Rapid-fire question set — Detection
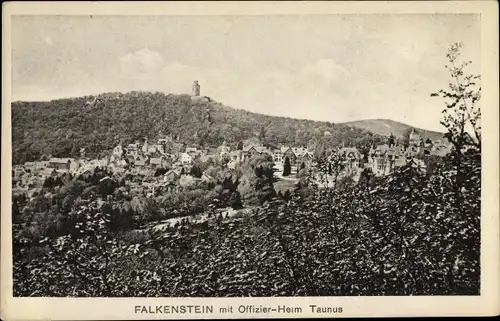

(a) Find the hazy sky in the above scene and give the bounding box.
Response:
[11,14,480,131]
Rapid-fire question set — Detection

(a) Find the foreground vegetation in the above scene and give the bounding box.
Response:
[12,150,480,296]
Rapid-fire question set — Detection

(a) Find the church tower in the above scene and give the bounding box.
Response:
[192,80,200,96]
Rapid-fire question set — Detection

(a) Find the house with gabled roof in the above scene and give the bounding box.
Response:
[134,157,149,168]
[243,145,271,155]
[40,167,59,178]
[293,147,313,166]
[338,147,362,170]
[149,157,167,169]
[126,142,141,157]
[366,143,409,176]
[48,158,77,171]
[164,169,181,182]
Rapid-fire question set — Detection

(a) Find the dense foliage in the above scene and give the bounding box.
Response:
[12,92,384,164]
[13,151,480,296]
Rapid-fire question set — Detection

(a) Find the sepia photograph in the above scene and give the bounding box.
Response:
[2,1,499,319]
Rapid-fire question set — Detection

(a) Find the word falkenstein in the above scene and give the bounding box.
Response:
[135,305,214,314]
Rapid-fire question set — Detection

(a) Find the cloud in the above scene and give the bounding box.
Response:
[120,48,165,77]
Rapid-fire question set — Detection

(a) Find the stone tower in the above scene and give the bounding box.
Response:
[192,80,200,96]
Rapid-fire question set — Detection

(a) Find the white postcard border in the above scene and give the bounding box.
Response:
[1,1,499,320]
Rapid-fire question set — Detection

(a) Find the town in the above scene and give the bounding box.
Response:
[13,127,451,205]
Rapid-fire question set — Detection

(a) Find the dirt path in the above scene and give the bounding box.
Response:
[148,207,252,232]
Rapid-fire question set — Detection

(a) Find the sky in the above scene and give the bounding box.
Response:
[11,14,481,131]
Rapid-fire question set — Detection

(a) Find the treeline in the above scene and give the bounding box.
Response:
[12,91,384,164]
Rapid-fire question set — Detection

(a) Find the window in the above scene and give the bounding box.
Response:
[377,159,386,171]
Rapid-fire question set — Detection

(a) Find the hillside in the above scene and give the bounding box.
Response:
[12,91,388,164]
[343,119,444,141]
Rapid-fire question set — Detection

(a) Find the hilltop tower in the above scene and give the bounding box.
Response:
[192,80,201,96]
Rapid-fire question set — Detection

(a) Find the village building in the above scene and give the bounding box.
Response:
[149,157,168,169]
[13,166,26,179]
[76,168,93,179]
[243,145,272,159]
[162,181,179,193]
[180,152,193,165]
[272,148,283,163]
[126,142,141,157]
[112,145,124,158]
[194,154,218,166]
[185,147,204,156]
[134,157,149,168]
[40,167,59,178]
[110,157,128,168]
[338,147,362,170]
[365,139,427,176]
[164,169,181,182]
[157,136,173,154]
[48,158,77,172]
[409,128,422,146]
[147,144,159,155]
[219,140,231,160]
[24,161,48,170]
[293,147,313,167]
[228,150,244,163]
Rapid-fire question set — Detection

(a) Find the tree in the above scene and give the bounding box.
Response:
[154,168,168,177]
[315,148,346,189]
[190,165,202,178]
[283,190,291,201]
[237,141,244,150]
[431,42,481,151]
[401,128,413,148]
[283,157,291,177]
[230,191,243,209]
[258,126,266,143]
[388,133,396,147]
[430,42,481,207]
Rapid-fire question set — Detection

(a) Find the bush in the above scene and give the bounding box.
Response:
[283,157,291,176]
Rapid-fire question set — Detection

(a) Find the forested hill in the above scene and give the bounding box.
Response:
[12,91,385,164]
[343,119,444,141]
